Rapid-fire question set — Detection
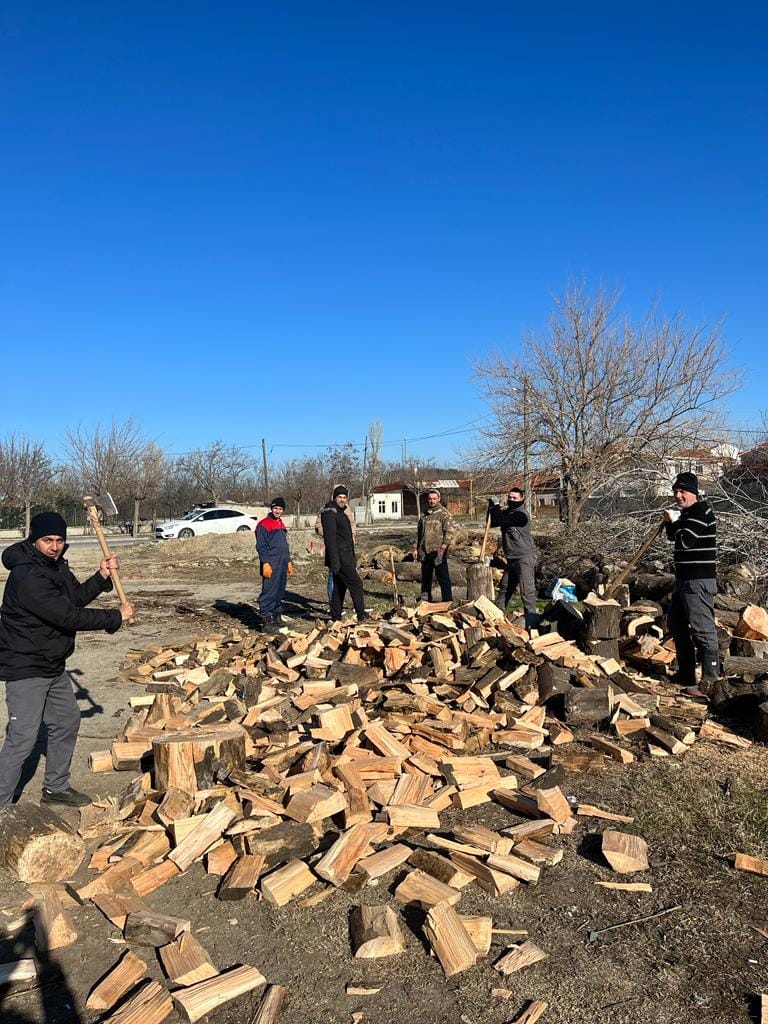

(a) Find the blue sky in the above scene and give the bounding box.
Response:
[2,3,766,466]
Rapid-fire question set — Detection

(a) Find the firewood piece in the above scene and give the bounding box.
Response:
[33,888,77,951]
[601,830,649,873]
[643,725,686,755]
[595,881,652,892]
[502,819,556,841]
[218,853,265,900]
[156,787,195,827]
[76,856,143,901]
[590,735,635,765]
[350,905,406,958]
[173,964,266,1023]
[423,901,479,977]
[698,721,752,749]
[453,824,512,855]
[111,741,151,771]
[722,655,768,682]
[407,848,474,888]
[564,687,614,725]
[124,910,191,947]
[89,750,114,773]
[510,1000,548,1024]
[260,859,317,906]
[735,605,768,641]
[486,852,541,884]
[0,960,37,985]
[534,786,572,823]
[648,713,696,745]
[576,804,634,823]
[394,869,462,908]
[494,940,548,975]
[285,783,347,823]
[583,600,622,640]
[440,755,501,790]
[364,723,411,759]
[86,951,148,1011]
[734,853,768,877]
[90,890,149,930]
[315,823,378,886]
[447,851,519,895]
[103,979,173,1024]
[206,841,238,876]
[152,724,247,795]
[458,914,493,955]
[385,804,441,830]
[158,932,218,985]
[504,754,546,782]
[130,860,181,898]
[0,804,84,883]
[253,984,288,1024]
[168,801,238,871]
[357,844,411,880]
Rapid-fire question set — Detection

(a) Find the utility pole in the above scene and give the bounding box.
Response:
[362,436,369,525]
[402,437,407,471]
[261,438,269,504]
[523,378,532,518]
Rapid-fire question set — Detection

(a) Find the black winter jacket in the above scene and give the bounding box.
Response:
[321,502,356,572]
[0,541,121,681]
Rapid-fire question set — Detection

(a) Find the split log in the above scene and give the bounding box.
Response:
[735,605,768,641]
[486,852,541,884]
[86,951,148,1011]
[124,910,191,947]
[218,854,265,900]
[0,960,36,985]
[158,932,218,985]
[103,979,173,1024]
[173,964,266,1023]
[33,888,77,951]
[314,823,377,886]
[494,940,547,975]
[153,724,247,795]
[0,804,84,883]
[564,687,614,726]
[466,564,495,602]
[423,901,478,976]
[734,853,768,877]
[168,801,238,871]
[394,869,462,909]
[260,859,316,906]
[601,830,649,873]
[509,1000,548,1024]
[253,985,288,1024]
[350,905,406,958]
[722,655,768,682]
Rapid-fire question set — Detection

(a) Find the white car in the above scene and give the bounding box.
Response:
[155,507,257,540]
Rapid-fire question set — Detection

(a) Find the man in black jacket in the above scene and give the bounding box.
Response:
[321,486,367,623]
[489,487,539,630]
[0,512,134,807]
[664,472,719,696]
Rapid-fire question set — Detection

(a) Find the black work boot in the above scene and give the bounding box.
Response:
[41,787,92,807]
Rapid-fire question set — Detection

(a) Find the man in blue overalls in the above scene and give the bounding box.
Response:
[256,498,293,633]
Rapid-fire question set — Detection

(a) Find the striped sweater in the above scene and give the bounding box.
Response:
[666,499,717,579]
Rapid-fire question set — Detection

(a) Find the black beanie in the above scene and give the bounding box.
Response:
[332,485,349,498]
[672,472,699,495]
[29,512,67,543]
[270,497,287,509]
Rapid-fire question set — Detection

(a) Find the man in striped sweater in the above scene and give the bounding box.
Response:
[664,472,719,696]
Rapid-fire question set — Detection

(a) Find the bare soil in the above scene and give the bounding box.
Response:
[2,530,768,1024]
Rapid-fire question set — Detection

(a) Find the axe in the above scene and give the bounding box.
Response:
[83,493,132,618]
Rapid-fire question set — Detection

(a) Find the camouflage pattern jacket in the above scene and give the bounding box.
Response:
[416,503,456,558]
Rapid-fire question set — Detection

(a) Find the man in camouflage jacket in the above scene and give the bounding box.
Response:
[413,488,456,602]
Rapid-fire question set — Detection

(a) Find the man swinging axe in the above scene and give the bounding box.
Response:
[488,486,539,630]
[0,512,134,807]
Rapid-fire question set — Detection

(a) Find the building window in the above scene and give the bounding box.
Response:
[391,501,399,514]
[378,501,386,514]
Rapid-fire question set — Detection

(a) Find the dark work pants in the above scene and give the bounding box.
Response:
[0,671,80,806]
[259,562,288,619]
[496,556,538,619]
[667,578,720,685]
[420,554,452,601]
[330,557,366,620]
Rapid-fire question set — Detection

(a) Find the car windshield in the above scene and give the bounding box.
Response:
[180,509,204,520]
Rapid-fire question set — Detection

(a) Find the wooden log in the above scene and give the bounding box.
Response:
[124,910,191,947]
[314,823,378,886]
[735,605,768,641]
[103,979,173,1024]
[458,914,493,955]
[394,869,462,909]
[350,905,406,958]
[590,735,635,765]
[218,853,265,900]
[564,686,614,725]
[158,932,218,986]
[583,600,622,640]
[168,801,238,871]
[285,783,347,823]
[423,901,479,977]
[0,804,84,883]
[513,838,563,867]
[385,804,441,830]
[357,844,412,880]
[643,725,686,755]
[253,984,288,1024]
[89,749,114,773]
[467,563,495,601]
[152,723,247,795]
[494,940,547,975]
[173,964,266,1023]
[130,860,182,898]
[509,1000,548,1024]
[86,951,148,1011]
[33,888,77,951]
[407,848,474,889]
[722,655,768,682]
[260,859,316,906]
[602,830,649,873]
[734,853,768,877]
[534,786,572,824]
[486,852,541,884]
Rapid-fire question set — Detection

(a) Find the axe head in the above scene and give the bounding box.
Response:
[83,492,119,517]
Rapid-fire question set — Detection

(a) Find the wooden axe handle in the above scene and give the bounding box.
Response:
[479,512,492,563]
[85,504,130,607]
[604,520,666,599]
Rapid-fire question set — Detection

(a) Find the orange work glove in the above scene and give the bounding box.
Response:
[262,563,272,578]
[288,562,294,576]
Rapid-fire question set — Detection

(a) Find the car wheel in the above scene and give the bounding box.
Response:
[236,525,251,532]
[178,528,194,539]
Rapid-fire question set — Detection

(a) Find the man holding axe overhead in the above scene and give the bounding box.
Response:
[413,488,456,603]
[664,472,719,697]
[0,512,134,808]
[489,487,539,630]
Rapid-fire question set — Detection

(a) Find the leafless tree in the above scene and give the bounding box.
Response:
[473,282,741,526]
[176,441,255,506]
[121,443,168,536]
[0,434,56,534]
[64,419,154,522]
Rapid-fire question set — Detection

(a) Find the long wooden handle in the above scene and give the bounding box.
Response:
[479,512,492,563]
[86,505,129,606]
[389,550,399,603]
[604,520,665,599]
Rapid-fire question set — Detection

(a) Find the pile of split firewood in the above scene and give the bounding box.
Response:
[2,590,767,1024]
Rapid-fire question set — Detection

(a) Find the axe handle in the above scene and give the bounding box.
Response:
[604,520,666,599]
[479,512,492,563]
[390,549,399,603]
[86,505,130,607]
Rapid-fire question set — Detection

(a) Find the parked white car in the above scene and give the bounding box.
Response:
[155,507,257,540]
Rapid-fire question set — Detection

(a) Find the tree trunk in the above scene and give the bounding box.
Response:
[133,497,141,538]
[466,563,495,601]
[24,500,32,537]
[152,724,247,795]
[0,804,85,882]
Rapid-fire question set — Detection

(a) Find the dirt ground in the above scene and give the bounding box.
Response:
[2,529,768,1024]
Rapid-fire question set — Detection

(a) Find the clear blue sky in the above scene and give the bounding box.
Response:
[2,2,766,466]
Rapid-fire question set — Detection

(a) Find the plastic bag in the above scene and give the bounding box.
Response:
[547,577,578,603]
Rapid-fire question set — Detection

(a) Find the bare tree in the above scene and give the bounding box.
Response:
[0,434,55,534]
[176,441,255,506]
[64,419,153,522]
[121,443,168,536]
[474,282,742,526]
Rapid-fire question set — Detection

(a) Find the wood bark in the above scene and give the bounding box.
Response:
[0,804,84,883]
[466,563,495,601]
[152,723,246,795]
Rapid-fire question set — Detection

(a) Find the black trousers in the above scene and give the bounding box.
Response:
[330,557,366,620]
[420,554,452,601]
[667,578,720,684]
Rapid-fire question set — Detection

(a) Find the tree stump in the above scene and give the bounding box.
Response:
[466,563,495,602]
[0,805,85,883]
[152,724,246,795]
